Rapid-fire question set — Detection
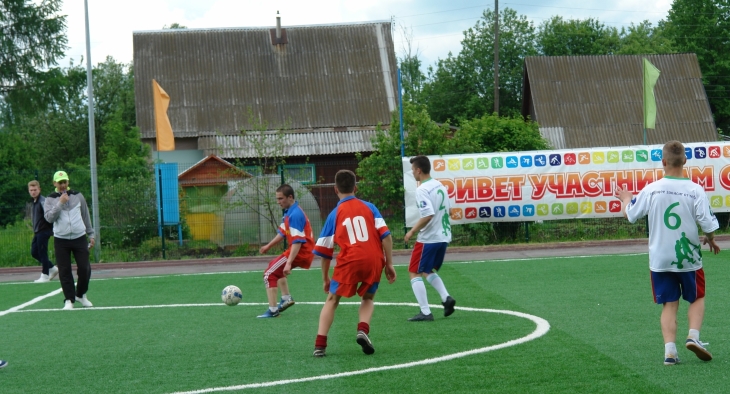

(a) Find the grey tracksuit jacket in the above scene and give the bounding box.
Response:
[43,190,94,240]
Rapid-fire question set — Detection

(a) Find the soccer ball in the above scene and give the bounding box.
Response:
[221,285,242,306]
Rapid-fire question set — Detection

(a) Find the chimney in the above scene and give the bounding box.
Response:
[270,10,288,45]
[276,11,281,39]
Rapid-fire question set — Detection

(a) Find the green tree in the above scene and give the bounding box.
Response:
[0,131,35,226]
[356,102,452,219]
[397,25,426,103]
[421,8,537,123]
[447,113,550,154]
[0,0,67,119]
[617,21,675,55]
[664,0,730,133]
[537,16,620,56]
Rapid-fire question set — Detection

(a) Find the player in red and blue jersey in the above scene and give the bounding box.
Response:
[312,170,396,357]
[257,184,314,318]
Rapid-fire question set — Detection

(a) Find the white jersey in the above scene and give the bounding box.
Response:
[415,178,452,244]
[626,176,719,272]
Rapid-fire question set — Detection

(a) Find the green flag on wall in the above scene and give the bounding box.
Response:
[643,58,661,129]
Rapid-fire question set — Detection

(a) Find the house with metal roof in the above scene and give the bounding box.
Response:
[521,54,718,149]
[132,18,398,181]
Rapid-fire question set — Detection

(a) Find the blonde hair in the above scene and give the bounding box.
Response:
[28,180,40,188]
[663,140,686,168]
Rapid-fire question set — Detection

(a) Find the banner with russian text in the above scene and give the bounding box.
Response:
[403,143,730,226]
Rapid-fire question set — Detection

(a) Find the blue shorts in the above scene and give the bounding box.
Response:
[650,269,705,304]
[329,279,379,298]
[409,242,448,274]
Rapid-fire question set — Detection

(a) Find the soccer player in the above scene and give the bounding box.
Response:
[615,140,720,365]
[312,170,396,357]
[404,155,456,321]
[257,184,315,318]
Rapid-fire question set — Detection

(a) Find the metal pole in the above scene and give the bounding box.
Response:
[398,68,405,157]
[84,0,101,262]
[158,167,166,259]
[493,0,499,115]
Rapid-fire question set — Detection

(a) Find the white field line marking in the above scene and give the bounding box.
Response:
[166,303,550,394]
[0,252,648,286]
[12,302,428,313]
[0,288,63,317]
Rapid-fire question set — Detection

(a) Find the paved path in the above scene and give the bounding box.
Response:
[2,237,728,283]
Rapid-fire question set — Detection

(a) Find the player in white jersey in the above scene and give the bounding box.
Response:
[615,140,720,366]
[404,155,456,321]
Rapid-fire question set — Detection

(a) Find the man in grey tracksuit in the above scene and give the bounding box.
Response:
[44,170,96,310]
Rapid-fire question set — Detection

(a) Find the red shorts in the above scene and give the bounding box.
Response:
[329,278,379,298]
[261,253,309,288]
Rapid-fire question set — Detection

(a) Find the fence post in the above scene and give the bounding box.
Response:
[158,166,166,259]
[525,221,530,243]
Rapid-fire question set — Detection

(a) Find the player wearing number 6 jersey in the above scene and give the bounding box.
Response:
[615,140,720,366]
[312,170,396,357]
[404,155,456,322]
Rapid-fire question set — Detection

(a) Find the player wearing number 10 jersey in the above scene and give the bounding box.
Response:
[616,140,720,366]
[311,170,396,357]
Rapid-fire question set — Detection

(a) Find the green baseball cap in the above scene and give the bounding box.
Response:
[53,171,69,183]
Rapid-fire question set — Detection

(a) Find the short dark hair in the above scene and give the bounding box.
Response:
[335,170,356,194]
[276,184,295,198]
[663,140,686,168]
[409,155,431,174]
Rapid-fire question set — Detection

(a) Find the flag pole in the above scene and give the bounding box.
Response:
[84,0,101,262]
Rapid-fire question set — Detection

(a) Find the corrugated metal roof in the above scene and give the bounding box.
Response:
[198,129,378,158]
[523,54,718,149]
[133,21,398,140]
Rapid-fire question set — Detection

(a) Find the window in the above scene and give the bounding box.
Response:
[281,164,315,184]
[240,166,263,177]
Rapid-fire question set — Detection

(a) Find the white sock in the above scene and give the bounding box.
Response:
[426,273,450,303]
[688,329,700,341]
[665,342,677,356]
[281,294,292,301]
[410,277,431,315]
[269,306,278,313]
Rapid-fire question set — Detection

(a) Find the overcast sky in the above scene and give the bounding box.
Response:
[60,0,673,70]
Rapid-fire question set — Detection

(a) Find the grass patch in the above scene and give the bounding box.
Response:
[1,252,729,393]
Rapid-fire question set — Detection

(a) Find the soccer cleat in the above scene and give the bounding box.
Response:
[33,274,50,283]
[257,309,280,318]
[664,354,680,365]
[48,266,59,281]
[76,295,93,307]
[313,347,326,357]
[408,312,434,322]
[277,297,295,312]
[442,296,456,317]
[0,360,7,369]
[62,300,74,310]
[685,337,712,361]
[356,330,375,355]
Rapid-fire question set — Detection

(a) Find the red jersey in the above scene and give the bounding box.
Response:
[313,196,390,284]
[277,201,314,269]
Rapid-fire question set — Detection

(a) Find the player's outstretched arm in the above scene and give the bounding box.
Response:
[259,233,284,254]
[613,186,633,219]
[381,235,396,284]
[320,258,332,293]
[703,232,721,254]
[404,215,433,243]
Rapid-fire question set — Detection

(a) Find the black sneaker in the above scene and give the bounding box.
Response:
[442,296,456,317]
[408,312,434,321]
[356,330,375,355]
[313,347,326,357]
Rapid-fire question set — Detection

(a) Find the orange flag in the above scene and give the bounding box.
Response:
[152,79,175,151]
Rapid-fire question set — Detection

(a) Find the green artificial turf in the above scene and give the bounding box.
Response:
[1,252,729,393]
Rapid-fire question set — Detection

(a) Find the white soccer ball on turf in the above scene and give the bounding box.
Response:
[221,285,242,306]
